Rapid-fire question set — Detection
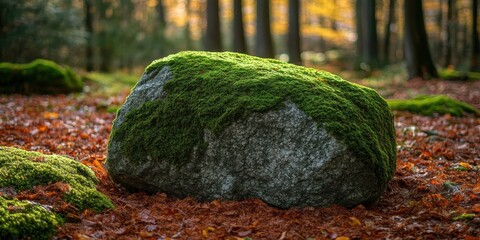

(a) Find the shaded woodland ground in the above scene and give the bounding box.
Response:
[0,72,479,239]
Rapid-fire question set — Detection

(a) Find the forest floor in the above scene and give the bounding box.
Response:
[0,74,479,239]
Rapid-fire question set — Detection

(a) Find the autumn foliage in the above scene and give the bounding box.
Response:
[0,78,479,239]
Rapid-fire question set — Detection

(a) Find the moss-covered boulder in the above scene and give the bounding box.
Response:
[107,51,396,208]
[0,59,83,94]
[0,146,114,239]
[387,95,479,116]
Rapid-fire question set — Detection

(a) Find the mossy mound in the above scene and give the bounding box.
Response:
[439,68,480,80]
[0,147,114,212]
[0,196,62,240]
[0,147,114,239]
[387,95,479,116]
[0,59,83,94]
[109,51,396,187]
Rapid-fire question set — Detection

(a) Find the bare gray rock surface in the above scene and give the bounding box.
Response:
[108,102,380,208]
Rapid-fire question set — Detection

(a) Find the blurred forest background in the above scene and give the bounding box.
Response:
[1,0,479,79]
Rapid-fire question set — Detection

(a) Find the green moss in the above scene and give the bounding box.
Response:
[0,147,114,212]
[452,213,476,221]
[0,59,83,94]
[387,95,479,116]
[0,196,62,240]
[439,68,480,80]
[110,51,396,185]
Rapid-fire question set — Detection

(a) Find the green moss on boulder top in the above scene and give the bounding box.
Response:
[0,196,62,240]
[0,147,114,212]
[109,51,396,188]
[387,95,479,116]
[0,59,83,94]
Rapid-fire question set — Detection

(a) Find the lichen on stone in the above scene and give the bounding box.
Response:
[387,95,479,116]
[0,59,83,94]
[0,196,62,240]
[109,51,396,186]
[0,147,114,212]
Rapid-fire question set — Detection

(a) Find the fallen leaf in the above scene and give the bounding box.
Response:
[348,216,361,226]
[237,229,252,237]
[43,112,59,119]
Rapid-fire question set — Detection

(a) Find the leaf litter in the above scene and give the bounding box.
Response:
[0,79,479,239]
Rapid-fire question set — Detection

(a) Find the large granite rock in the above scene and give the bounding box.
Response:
[106,51,396,208]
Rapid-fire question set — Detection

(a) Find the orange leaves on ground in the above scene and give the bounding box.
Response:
[422,194,449,208]
[1,80,480,240]
[348,216,361,227]
[43,111,59,119]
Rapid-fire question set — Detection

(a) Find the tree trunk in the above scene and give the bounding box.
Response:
[471,0,479,71]
[404,0,439,79]
[185,0,193,50]
[383,0,395,63]
[232,0,247,53]
[444,0,455,67]
[84,0,94,72]
[255,0,274,58]
[98,0,112,72]
[435,0,444,62]
[355,0,363,63]
[287,0,301,65]
[156,0,166,29]
[204,0,222,51]
[358,0,379,68]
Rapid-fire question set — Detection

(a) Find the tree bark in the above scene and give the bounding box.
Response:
[232,0,247,53]
[470,0,479,71]
[287,0,301,65]
[156,0,166,29]
[84,0,94,71]
[185,0,193,50]
[98,0,112,72]
[404,0,439,79]
[358,0,379,68]
[255,0,274,58]
[355,0,362,60]
[204,0,222,51]
[444,0,455,67]
[383,0,395,63]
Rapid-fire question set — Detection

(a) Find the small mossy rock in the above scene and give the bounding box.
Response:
[387,95,480,117]
[0,59,83,94]
[0,147,114,212]
[0,196,62,240]
[107,51,396,208]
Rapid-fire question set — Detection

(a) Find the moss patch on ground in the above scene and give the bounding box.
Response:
[439,68,480,80]
[0,146,114,239]
[387,95,479,116]
[0,59,83,94]
[110,51,396,185]
[0,196,62,240]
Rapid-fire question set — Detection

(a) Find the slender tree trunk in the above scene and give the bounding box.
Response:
[156,0,166,29]
[383,0,395,63]
[255,0,274,58]
[287,0,301,65]
[471,0,479,71]
[99,0,112,72]
[444,0,455,67]
[358,0,379,68]
[435,0,444,61]
[355,0,363,63]
[205,0,222,51]
[84,0,94,71]
[185,0,193,50]
[232,0,247,53]
[404,0,439,79]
